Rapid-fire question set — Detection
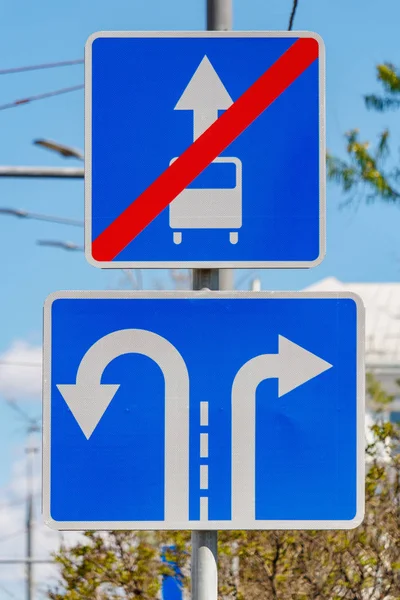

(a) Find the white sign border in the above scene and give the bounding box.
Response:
[43,290,364,531]
[84,30,326,269]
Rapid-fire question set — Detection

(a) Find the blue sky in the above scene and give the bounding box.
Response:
[0,0,399,352]
[0,0,400,594]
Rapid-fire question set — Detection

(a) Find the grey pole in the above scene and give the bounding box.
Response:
[205,0,234,295]
[192,264,219,600]
[0,166,84,178]
[0,559,53,564]
[191,3,233,599]
[26,493,33,600]
[207,0,232,30]
[26,446,38,600]
[191,531,218,600]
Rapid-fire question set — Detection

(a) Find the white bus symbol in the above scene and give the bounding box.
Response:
[169,156,242,245]
[171,56,242,246]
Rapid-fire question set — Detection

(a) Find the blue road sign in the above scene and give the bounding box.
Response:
[85,32,325,269]
[43,291,364,530]
[162,547,183,600]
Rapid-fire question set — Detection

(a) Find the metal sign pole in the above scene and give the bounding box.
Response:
[191,270,219,600]
[207,0,232,31]
[191,5,233,599]
[191,530,218,600]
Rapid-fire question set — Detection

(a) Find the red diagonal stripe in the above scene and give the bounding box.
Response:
[92,37,319,261]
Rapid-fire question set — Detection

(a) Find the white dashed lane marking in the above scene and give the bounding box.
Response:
[200,432,208,458]
[200,464,208,489]
[200,401,209,520]
[200,401,208,426]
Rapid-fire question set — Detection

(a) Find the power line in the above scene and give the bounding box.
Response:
[0,166,84,178]
[0,360,41,368]
[0,498,27,509]
[6,400,41,432]
[288,0,299,30]
[37,239,83,251]
[0,208,83,227]
[0,84,84,112]
[0,494,41,510]
[0,530,25,543]
[0,559,53,565]
[0,58,83,76]
[0,582,19,600]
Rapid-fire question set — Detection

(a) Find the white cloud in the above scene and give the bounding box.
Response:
[0,341,42,400]
[0,440,83,599]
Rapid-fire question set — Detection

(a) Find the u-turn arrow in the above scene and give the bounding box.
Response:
[56,328,190,523]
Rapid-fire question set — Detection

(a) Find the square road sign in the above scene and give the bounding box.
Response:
[43,291,364,530]
[85,31,325,269]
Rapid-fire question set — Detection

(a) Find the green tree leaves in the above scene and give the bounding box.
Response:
[327,129,400,203]
[328,62,400,203]
[47,410,400,600]
[365,63,400,112]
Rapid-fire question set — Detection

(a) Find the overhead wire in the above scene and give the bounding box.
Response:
[0,57,84,112]
[0,530,25,543]
[0,494,41,510]
[0,58,83,76]
[0,56,84,115]
[0,84,84,112]
[0,360,41,368]
[6,399,41,430]
[0,208,83,227]
[288,0,299,30]
[37,239,83,251]
[0,582,19,600]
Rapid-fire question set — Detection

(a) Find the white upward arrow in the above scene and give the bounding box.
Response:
[231,335,333,523]
[56,328,190,522]
[175,55,233,140]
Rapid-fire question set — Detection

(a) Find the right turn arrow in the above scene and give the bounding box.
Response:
[231,335,333,522]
